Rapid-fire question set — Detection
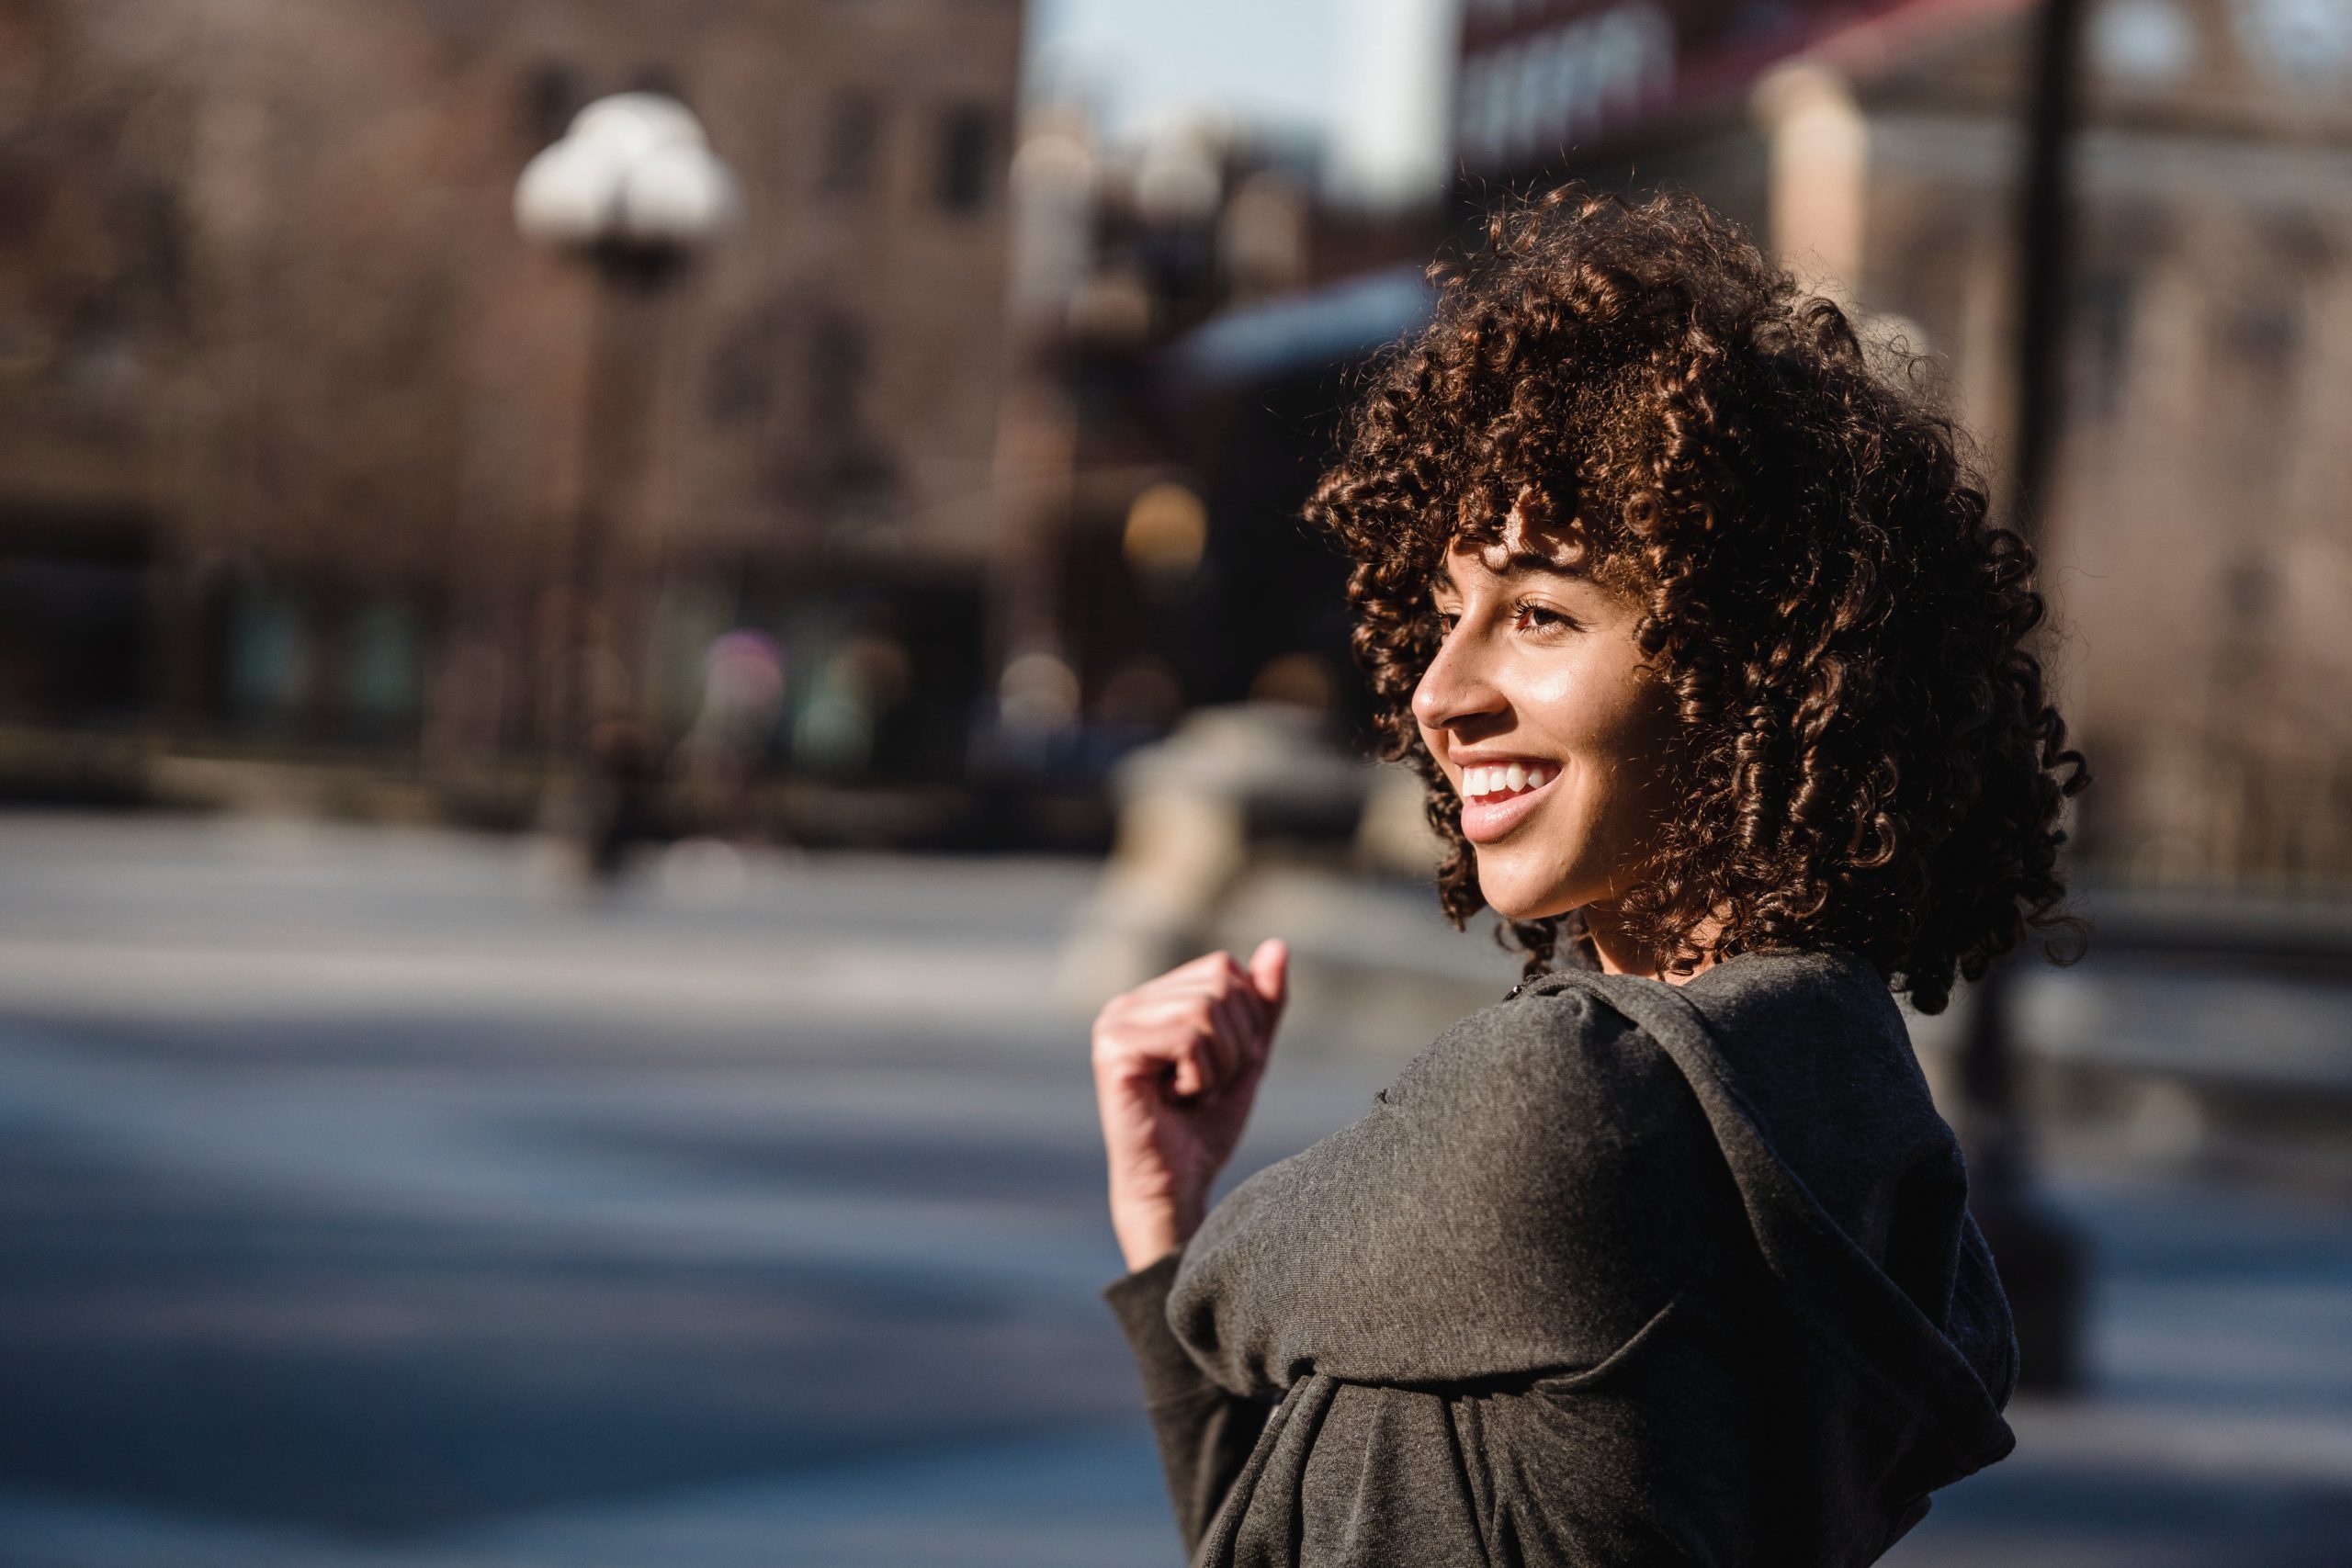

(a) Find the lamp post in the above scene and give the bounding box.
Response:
[1963,0,2090,1394]
[514,93,737,867]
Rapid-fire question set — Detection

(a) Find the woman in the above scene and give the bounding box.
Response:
[1090,184,2086,1567]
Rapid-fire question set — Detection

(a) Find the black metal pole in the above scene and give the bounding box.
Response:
[567,276,622,767]
[2010,0,2086,530]
[1962,0,2091,1397]
[544,243,677,871]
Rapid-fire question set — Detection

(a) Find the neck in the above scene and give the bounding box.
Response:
[1580,903,1718,984]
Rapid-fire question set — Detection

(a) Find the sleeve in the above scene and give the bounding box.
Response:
[1165,991,1741,1395]
[1102,1250,1276,1558]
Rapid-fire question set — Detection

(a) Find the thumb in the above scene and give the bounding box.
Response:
[1248,937,1289,1022]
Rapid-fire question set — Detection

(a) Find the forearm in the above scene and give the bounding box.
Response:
[1102,1250,1273,1557]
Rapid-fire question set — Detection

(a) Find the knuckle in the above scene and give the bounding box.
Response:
[1091,1018,1150,1061]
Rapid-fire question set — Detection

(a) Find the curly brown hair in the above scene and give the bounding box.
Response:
[1305,183,2087,1013]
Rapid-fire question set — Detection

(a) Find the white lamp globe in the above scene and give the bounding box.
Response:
[515,139,620,244]
[620,141,740,243]
[515,92,736,250]
[569,93,708,161]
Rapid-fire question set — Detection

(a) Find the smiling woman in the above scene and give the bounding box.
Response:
[1091,183,2085,1567]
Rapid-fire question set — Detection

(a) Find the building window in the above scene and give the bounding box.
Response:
[2075,268,2136,421]
[341,598,425,740]
[524,62,581,143]
[807,310,866,435]
[2212,276,2303,410]
[820,92,880,199]
[222,581,310,729]
[935,105,994,213]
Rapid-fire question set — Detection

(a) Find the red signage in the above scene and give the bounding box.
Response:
[1453,0,2022,173]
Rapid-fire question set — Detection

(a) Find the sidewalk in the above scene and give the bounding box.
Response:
[3,1150,2338,1568]
[0,814,2345,1565]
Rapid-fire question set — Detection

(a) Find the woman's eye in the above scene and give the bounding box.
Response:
[1511,601,1572,633]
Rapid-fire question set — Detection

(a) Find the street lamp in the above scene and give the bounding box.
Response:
[514,92,737,873]
[516,92,739,265]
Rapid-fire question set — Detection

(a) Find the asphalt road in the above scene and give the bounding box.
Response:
[0,810,2346,1566]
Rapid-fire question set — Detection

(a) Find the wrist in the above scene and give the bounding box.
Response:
[1110,1189,1204,1273]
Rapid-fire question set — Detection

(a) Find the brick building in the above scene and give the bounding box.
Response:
[0,0,1022,789]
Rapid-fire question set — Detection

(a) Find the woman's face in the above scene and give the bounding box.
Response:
[1411,509,1681,922]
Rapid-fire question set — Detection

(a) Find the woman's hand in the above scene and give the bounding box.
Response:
[1092,938,1289,1273]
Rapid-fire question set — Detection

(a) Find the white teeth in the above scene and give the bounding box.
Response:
[1463,763,1549,799]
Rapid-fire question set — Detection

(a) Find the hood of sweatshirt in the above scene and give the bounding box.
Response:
[1528,949,2021,1537]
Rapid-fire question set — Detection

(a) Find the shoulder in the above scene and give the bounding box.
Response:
[1371,985,1725,1188]
[1505,947,1913,1085]
[1383,985,1678,1104]
[1677,946,1907,1035]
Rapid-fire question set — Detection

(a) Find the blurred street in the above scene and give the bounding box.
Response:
[0,811,2347,1567]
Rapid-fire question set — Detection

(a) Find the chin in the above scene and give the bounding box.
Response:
[1487,899,1579,926]
[1474,863,1585,925]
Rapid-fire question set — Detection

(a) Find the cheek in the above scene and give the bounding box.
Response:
[1517,660,1661,762]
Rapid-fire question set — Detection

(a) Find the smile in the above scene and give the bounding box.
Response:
[1457,760,1558,844]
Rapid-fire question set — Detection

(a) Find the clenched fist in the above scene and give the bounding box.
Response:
[1092,939,1289,1272]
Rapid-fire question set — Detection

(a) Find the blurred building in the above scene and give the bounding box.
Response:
[992,0,2352,883]
[1448,0,2352,896]
[0,0,1021,799]
[987,104,1451,781]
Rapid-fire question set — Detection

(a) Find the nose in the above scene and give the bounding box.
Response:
[1411,619,1506,736]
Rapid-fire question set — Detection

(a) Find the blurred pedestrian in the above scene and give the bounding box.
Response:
[677,628,786,840]
[1091,183,2087,1566]
[583,716,658,882]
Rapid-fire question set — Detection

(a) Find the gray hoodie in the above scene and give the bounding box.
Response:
[1102,947,2018,1566]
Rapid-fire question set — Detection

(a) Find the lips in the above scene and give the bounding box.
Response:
[1455,759,1559,844]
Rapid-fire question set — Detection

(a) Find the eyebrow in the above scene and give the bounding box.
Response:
[1497,549,1579,576]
